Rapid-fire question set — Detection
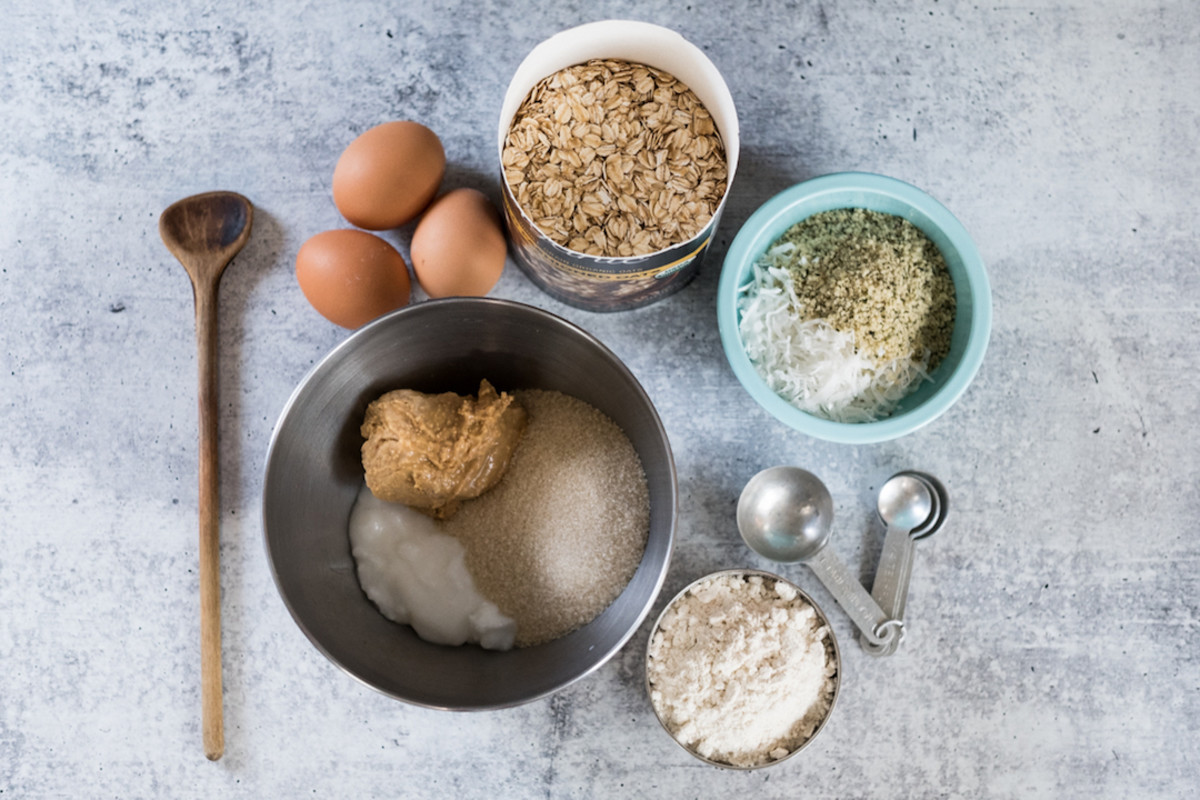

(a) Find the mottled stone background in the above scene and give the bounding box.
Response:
[1,1,1197,797]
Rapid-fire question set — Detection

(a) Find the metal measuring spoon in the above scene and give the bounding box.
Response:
[862,471,949,655]
[737,467,901,648]
[872,475,934,616]
[907,471,949,541]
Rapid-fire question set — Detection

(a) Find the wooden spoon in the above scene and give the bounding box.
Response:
[159,191,253,761]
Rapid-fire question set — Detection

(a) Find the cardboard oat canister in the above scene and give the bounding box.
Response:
[498,21,740,312]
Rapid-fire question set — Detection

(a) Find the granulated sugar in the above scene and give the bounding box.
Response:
[442,389,649,647]
[646,573,838,768]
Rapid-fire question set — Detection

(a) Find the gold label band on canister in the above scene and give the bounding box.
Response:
[500,186,716,310]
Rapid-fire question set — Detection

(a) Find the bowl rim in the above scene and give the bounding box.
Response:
[261,296,679,710]
[716,171,993,443]
[644,568,842,769]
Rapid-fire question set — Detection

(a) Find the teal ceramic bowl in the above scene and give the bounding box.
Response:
[717,172,992,444]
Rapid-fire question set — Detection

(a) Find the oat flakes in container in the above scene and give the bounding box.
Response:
[498,20,740,311]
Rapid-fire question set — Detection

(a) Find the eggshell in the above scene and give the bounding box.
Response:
[332,121,445,230]
[295,229,411,329]
[410,188,507,298]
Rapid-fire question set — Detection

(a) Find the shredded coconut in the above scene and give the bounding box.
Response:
[646,573,838,768]
[738,261,931,422]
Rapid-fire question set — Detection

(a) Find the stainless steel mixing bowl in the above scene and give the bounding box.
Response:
[262,298,676,710]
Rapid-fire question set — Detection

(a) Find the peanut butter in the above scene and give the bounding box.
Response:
[360,379,527,518]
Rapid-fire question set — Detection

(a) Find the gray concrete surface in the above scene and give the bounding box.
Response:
[2,1,1197,797]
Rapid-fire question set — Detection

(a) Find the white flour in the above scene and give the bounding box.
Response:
[646,573,837,767]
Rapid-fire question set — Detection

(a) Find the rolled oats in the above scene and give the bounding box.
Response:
[502,59,728,258]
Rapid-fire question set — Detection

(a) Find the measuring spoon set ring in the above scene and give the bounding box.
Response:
[736,466,948,657]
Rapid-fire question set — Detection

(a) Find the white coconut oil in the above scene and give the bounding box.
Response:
[348,484,516,650]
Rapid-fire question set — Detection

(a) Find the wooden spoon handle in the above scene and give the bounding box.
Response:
[194,282,224,761]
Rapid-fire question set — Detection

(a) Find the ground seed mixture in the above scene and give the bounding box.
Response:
[779,208,955,366]
[442,389,650,647]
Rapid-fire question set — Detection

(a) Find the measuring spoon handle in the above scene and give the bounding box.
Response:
[892,534,918,623]
[807,547,898,647]
[871,524,915,620]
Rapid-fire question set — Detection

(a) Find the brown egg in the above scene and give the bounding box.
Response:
[410,188,507,298]
[332,121,445,230]
[295,229,411,328]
